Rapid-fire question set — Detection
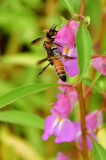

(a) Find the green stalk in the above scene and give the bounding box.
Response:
[76,81,89,160]
[76,1,89,159]
[80,0,85,20]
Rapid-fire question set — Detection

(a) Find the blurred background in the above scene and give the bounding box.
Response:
[0,0,106,160]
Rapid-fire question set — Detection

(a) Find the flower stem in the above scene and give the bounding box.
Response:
[76,81,89,160]
[80,0,85,20]
[77,1,89,159]
[101,92,106,111]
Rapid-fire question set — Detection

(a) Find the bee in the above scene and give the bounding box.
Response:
[31,25,76,82]
[37,44,67,82]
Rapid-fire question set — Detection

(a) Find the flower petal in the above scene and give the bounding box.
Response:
[55,25,75,45]
[42,115,59,140]
[62,48,79,77]
[92,57,106,76]
[78,132,97,150]
[86,110,103,130]
[56,152,70,160]
[63,59,79,77]
[68,89,78,110]
[54,119,76,143]
[73,121,81,133]
[69,21,79,35]
[51,94,71,118]
[58,80,71,92]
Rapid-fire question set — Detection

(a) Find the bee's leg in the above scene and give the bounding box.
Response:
[43,41,52,52]
[43,41,51,48]
[37,62,51,77]
[43,41,51,45]
[50,62,53,66]
[48,59,53,66]
[53,42,62,47]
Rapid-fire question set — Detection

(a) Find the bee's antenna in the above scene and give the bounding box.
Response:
[54,25,57,29]
[54,24,60,29]
[52,24,55,28]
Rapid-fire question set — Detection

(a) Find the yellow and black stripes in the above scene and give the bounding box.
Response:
[54,59,66,82]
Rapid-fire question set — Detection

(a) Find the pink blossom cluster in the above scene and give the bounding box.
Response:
[42,80,103,150]
[54,20,106,77]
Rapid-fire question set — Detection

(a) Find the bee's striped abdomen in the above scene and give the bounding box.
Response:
[54,59,66,82]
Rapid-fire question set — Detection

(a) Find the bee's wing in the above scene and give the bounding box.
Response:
[31,36,46,46]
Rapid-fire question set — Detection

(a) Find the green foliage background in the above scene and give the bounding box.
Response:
[0,0,106,160]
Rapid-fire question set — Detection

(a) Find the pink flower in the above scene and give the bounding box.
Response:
[51,80,78,117]
[51,93,72,118]
[86,110,103,130]
[56,152,70,160]
[42,115,76,143]
[92,57,106,75]
[55,21,79,47]
[58,79,71,92]
[54,20,79,77]
[51,91,78,117]
[42,80,78,143]
[73,110,103,150]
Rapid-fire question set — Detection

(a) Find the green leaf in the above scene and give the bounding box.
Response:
[93,141,106,160]
[0,110,44,129]
[63,0,74,15]
[0,83,58,109]
[76,21,92,82]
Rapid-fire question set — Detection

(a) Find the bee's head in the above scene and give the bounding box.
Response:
[47,25,58,38]
[50,25,58,35]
